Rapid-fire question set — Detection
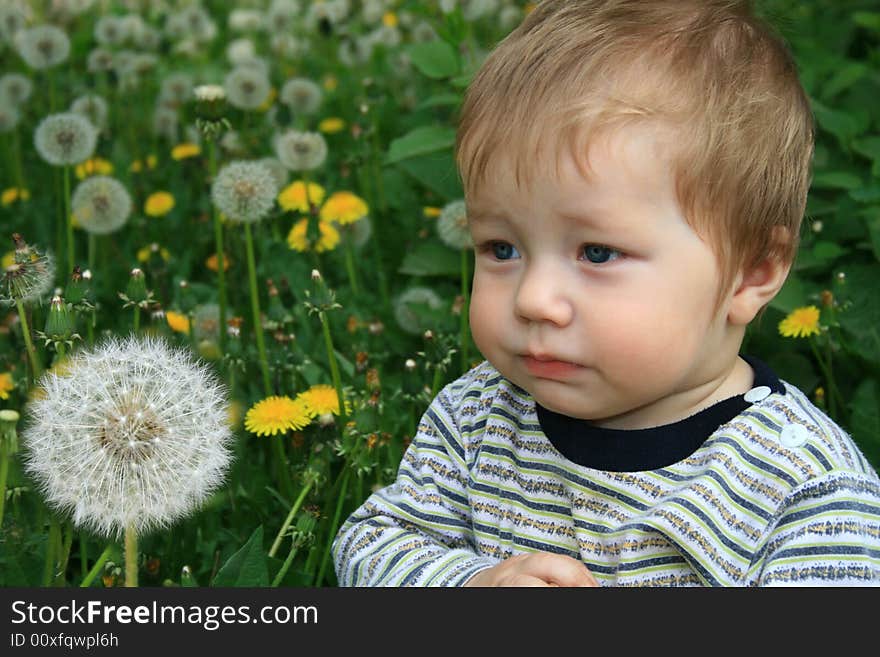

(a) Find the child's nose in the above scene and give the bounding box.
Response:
[513,262,574,327]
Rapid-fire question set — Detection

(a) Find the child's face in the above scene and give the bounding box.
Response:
[467,128,743,429]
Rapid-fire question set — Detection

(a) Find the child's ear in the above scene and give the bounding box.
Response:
[728,231,793,326]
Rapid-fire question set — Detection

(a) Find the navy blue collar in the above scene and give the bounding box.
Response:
[535,355,784,472]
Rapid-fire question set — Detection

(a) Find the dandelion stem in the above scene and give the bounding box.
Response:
[0,431,10,528]
[808,338,842,419]
[271,536,301,587]
[319,310,347,427]
[124,525,138,587]
[16,299,42,385]
[314,466,351,587]
[80,544,113,587]
[208,140,227,355]
[343,241,359,295]
[431,366,444,399]
[80,535,88,578]
[268,472,316,559]
[245,222,272,396]
[133,305,140,332]
[54,522,74,585]
[460,249,470,373]
[43,518,61,586]
[87,233,96,277]
[63,165,73,275]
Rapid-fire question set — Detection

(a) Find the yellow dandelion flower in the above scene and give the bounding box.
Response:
[287,218,340,253]
[2,250,14,269]
[165,310,190,335]
[382,12,398,27]
[318,117,346,134]
[171,143,201,160]
[319,191,368,225]
[0,372,14,400]
[778,305,821,339]
[245,395,314,436]
[278,180,326,213]
[205,252,231,272]
[145,191,175,217]
[130,155,157,173]
[75,157,114,179]
[323,75,338,92]
[423,206,442,218]
[2,188,30,206]
[298,384,350,416]
[137,244,171,263]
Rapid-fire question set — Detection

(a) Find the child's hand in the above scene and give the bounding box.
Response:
[464,552,599,587]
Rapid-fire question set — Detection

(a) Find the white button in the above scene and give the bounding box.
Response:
[779,424,810,448]
[743,386,772,403]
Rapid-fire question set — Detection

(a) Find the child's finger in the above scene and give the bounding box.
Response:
[520,553,600,587]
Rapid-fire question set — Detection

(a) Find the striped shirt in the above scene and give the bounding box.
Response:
[333,360,880,586]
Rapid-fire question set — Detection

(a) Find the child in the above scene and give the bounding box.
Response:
[333,0,880,586]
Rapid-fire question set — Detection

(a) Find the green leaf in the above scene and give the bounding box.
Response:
[211,526,269,587]
[868,216,880,263]
[849,185,880,203]
[837,264,880,363]
[386,126,456,164]
[849,379,880,467]
[853,11,880,32]
[812,102,864,147]
[394,151,463,201]
[854,136,880,162]
[822,62,868,99]
[406,40,460,79]
[770,274,805,314]
[811,241,846,262]
[417,93,462,110]
[399,241,462,277]
[811,171,862,190]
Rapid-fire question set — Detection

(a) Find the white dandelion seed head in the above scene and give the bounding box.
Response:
[70,94,108,132]
[226,38,256,65]
[211,160,279,223]
[279,77,322,115]
[194,84,225,102]
[71,176,133,235]
[436,200,473,250]
[368,24,402,49]
[228,9,265,33]
[16,24,71,70]
[192,303,220,342]
[220,129,245,155]
[165,5,216,44]
[1,240,55,307]
[34,112,98,166]
[267,0,300,33]
[0,99,20,133]
[0,72,33,106]
[270,33,305,59]
[361,0,386,25]
[223,66,271,111]
[439,0,457,14]
[22,334,234,538]
[94,15,127,47]
[159,73,194,106]
[152,105,179,142]
[0,5,28,44]
[499,5,524,30]
[305,0,349,29]
[274,129,327,171]
[86,47,115,74]
[132,24,161,51]
[411,21,439,43]
[340,216,372,250]
[394,287,444,335]
[256,157,289,190]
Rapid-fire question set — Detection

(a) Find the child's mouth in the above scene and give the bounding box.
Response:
[522,355,581,378]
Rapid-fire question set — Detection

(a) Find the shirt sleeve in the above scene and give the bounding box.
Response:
[331,384,498,586]
[753,470,880,586]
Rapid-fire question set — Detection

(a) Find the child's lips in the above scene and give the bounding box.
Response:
[521,353,582,378]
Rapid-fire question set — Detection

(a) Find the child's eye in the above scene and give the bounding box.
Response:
[581,244,621,264]
[487,241,520,260]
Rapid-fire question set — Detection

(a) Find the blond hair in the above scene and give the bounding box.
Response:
[456,0,814,301]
